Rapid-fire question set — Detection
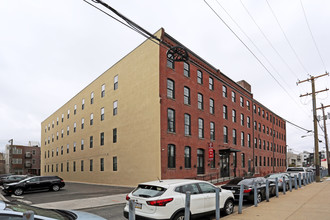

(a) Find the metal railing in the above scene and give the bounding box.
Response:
[189,169,254,184]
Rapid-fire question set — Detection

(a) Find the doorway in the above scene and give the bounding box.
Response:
[220,152,230,177]
[197,149,205,175]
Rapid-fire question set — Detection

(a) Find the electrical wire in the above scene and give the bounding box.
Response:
[266,0,310,76]
[300,0,327,72]
[215,0,300,98]
[285,119,311,133]
[239,0,300,80]
[204,0,310,119]
[82,0,167,49]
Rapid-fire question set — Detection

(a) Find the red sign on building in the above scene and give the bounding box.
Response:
[208,143,214,161]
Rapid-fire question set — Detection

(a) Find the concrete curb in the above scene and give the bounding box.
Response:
[0,193,9,202]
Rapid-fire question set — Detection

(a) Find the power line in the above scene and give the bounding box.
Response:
[204,0,310,118]
[239,0,300,80]
[285,119,311,133]
[214,0,304,105]
[83,0,167,50]
[300,0,327,72]
[266,0,310,76]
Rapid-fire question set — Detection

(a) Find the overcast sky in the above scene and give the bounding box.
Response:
[0,0,329,154]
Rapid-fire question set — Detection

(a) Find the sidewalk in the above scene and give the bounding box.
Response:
[222,178,330,220]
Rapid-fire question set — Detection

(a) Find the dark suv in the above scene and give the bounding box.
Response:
[2,176,65,196]
[0,175,28,185]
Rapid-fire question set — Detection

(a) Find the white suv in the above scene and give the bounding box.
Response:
[123,179,235,220]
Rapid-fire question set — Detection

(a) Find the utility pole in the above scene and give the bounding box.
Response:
[317,104,330,176]
[297,72,329,182]
[8,139,13,174]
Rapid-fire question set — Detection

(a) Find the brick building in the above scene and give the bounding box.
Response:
[160,32,286,179]
[41,28,286,186]
[5,144,41,175]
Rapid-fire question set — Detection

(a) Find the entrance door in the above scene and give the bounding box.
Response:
[248,159,252,173]
[197,149,205,175]
[220,152,230,177]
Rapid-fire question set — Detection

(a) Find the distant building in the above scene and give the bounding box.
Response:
[298,151,310,167]
[5,144,41,175]
[287,150,298,167]
[41,28,286,186]
[307,151,326,167]
[0,153,5,174]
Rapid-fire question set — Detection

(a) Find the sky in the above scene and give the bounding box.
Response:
[0,0,329,154]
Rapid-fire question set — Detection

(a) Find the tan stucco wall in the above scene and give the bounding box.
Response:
[41,30,162,186]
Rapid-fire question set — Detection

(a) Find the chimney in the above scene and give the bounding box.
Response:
[237,80,251,93]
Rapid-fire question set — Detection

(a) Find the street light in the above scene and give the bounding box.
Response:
[301,135,323,142]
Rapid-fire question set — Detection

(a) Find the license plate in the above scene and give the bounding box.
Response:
[135,203,142,209]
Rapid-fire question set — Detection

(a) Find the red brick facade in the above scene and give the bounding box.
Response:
[8,145,41,175]
[159,31,286,180]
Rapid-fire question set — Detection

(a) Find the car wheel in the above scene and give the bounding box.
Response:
[52,184,60,192]
[271,187,276,196]
[223,199,234,215]
[172,211,185,220]
[257,193,262,203]
[14,188,23,196]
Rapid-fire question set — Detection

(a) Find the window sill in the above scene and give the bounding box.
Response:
[167,97,176,101]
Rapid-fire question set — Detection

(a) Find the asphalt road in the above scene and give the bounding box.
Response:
[3,182,133,204]
[81,204,126,220]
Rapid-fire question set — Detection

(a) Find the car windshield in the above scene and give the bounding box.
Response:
[132,184,166,198]
[238,179,254,186]
[265,173,282,178]
[17,177,33,183]
[287,168,304,172]
[5,202,75,220]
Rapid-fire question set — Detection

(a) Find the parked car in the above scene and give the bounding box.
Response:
[264,173,294,191]
[0,174,13,179]
[0,200,106,219]
[286,167,308,177]
[2,176,65,196]
[123,179,235,220]
[221,177,276,203]
[0,175,28,185]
